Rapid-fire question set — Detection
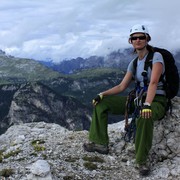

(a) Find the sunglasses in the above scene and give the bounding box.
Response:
[131,36,146,41]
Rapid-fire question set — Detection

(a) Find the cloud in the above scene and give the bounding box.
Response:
[0,0,180,62]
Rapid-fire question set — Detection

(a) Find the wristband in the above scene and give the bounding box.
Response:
[143,102,151,106]
[98,93,103,99]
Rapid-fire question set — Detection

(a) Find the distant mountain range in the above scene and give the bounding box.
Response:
[39,48,180,74]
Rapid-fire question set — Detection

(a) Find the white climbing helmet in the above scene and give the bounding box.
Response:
[129,24,149,36]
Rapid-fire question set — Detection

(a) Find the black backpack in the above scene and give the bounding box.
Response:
[152,47,179,99]
[133,47,179,110]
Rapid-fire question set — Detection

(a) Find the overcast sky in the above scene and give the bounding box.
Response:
[0,0,180,62]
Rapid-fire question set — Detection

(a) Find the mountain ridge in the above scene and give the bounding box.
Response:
[0,51,61,84]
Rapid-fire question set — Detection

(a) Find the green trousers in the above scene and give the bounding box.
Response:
[89,95,167,164]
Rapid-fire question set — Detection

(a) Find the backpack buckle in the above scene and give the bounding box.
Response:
[141,70,147,77]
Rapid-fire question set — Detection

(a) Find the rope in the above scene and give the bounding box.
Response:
[124,105,139,143]
[124,88,145,143]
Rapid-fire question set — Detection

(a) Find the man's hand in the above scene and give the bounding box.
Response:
[92,93,103,106]
[140,102,152,119]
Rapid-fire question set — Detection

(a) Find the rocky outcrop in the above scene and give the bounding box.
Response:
[0,97,179,179]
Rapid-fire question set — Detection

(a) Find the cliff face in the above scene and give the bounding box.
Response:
[0,82,91,133]
[0,97,179,179]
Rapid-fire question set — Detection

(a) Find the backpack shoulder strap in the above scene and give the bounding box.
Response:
[142,51,154,88]
[133,56,138,71]
[144,51,154,71]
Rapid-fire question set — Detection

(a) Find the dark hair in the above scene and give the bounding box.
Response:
[146,34,151,42]
[146,44,154,52]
